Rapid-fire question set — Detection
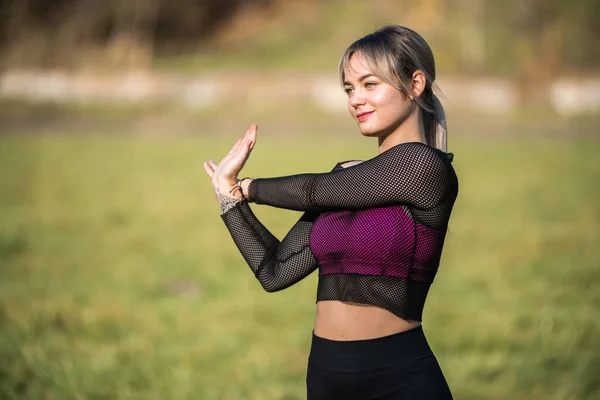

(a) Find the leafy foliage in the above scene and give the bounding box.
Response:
[0,0,598,74]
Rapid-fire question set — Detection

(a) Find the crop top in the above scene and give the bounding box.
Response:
[221,141,458,322]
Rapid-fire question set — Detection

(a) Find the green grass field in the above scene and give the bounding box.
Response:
[1,123,599,399]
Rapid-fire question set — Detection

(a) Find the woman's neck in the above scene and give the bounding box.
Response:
[378,109,426,153]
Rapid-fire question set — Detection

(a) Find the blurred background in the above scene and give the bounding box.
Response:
[0,0,599,399]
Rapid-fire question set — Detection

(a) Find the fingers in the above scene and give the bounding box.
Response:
[203,161,214,178]
[239,124,257,161]
[226,124,258,158]
[240,136,253,156]
[229,129,253,158]
[228,138,243,157]
[246,124,258,149]
[205,124,258,181]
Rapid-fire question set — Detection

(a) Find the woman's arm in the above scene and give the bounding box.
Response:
[221,158,366,292]
[246,142,455,212]
[219,162,346,292]
[221,202,319,292]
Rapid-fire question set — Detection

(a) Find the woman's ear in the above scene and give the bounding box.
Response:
[411,70,426,98]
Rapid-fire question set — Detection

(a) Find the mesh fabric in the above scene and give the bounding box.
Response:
[221,142,458,321]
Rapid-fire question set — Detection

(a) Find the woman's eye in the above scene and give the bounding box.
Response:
[344,87,354,95]
[365,82,377,88]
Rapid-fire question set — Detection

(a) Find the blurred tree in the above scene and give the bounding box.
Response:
[457,0,485,74]
[484,0,599,102]
[0,0,263,69]
[105,0,161,68]
[0,0,597,73]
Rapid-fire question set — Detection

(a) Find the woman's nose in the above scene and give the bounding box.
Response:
[349,91,366,107]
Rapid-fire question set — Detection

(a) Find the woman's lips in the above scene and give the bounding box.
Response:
[356,111,374,121]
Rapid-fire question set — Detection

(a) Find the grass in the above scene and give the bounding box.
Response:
[0,122,599,399]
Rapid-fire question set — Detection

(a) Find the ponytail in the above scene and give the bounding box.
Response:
[421,88,447,153]
[432,94,447,152]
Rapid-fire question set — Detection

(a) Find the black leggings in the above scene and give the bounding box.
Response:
[306,326,453,400]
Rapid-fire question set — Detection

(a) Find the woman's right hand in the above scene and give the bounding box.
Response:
[203,124,257,211]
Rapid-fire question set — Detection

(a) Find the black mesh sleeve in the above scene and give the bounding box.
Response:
[248,142,455,212]
[220,163,345,292]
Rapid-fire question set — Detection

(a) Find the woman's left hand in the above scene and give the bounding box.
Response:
[203,124,257,201]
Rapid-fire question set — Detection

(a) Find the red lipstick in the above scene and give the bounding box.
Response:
[356,111,374,121]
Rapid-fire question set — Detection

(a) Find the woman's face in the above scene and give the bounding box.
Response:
[343,53,412,139]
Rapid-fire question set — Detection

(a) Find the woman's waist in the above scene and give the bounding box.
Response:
[314,300,422,341]
[310,309,432,372]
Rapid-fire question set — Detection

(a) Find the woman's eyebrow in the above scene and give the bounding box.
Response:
[343,74,377,86]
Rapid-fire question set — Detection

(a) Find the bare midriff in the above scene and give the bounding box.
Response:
[314,300,421,341]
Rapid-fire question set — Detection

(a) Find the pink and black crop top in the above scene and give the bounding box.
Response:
[221,142,458,322]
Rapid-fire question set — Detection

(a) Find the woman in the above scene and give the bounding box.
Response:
[204,25,458,400]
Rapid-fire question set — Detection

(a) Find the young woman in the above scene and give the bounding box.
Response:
[204,25,458,400]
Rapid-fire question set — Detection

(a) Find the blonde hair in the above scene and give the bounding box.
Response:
[338,26,447,152]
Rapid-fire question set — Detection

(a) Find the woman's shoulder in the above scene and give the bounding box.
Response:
[384,142,454,164]
[331,142,454,172]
